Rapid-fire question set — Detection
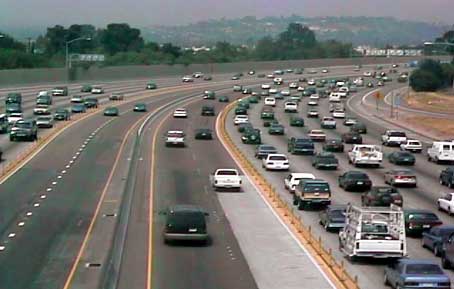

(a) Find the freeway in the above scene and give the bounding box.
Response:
[224,72,454,289]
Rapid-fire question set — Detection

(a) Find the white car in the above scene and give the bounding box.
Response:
[332,109,346,118]
[343,117,358,126]
[269,88,278,94]
[381,130,407,146]
[266,74,275,79]
[273,78,283,85]
[173,108,188,118]
[234,115,249,125]
[329,93,341,102]
[307,79,316,86]
[211,169,242,191]
[309,94,319,100]
[307,109,319,118]
[284,173,316,192]
[400,140,423,153]
[437,192,454,215]
[308,129,326,142]
[363,71,372,77]
[33,104,51,115]
[289,82,299,89]
[336,81,346,87]
[264,97,276,106]
[261,84,271,90]
[7,113,23,125]
[182,76,194,82]
[70,95,84,103]
[321,117,336,129]
[307,100,318,106]
[322,69,329,73]
[262,154,289,171]
[91,86,104,94]
[165,130,185,147]
[281,90,291,96]
[36,116,54,128]
[297,86,305,91]
[284,102,298,112]
[193,72,204,78]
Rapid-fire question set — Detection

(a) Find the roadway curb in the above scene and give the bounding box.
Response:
[217,99,360,289]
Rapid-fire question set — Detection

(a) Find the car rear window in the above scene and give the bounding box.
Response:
[405,264,443,275]
[389,131,406,137]
[168,133,184,137]
[329,210,346,218]
[269,156,287,161]
[261,146,276,151]
[407,213,439,221]
[217,170,237,176]
[168,212,205,227]
[350,173,369,179]
[303,183,329,192]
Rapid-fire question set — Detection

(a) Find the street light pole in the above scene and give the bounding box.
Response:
[65,37,91,69]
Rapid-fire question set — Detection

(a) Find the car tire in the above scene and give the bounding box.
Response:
[297,200,305,210]
[442,256,451,269]
[449,182,454,189]
[293,195,299,206]
[384,274,390,286]
[434,244,441,257]
[440,178,445,185]
[421,238,427,248]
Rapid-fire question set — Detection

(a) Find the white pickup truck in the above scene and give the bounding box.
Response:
[348,145,383,167]
[339,205,407,260]
[211,169,242,191]
[381,130,407,146]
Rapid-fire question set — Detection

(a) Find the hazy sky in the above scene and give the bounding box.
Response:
[0,0,453,28]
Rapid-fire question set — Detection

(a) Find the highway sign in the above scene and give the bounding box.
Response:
[71,54,105,62]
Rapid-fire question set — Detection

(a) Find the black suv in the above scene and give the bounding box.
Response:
[201,106,215,116]
[338,171,372,191]
[440,167,454,188]
[323,139,344,152]
[288,137,315,155]
[10,119,38,141]
[162,205,209,244]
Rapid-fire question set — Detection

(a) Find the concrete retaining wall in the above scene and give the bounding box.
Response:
[0,56,449,87]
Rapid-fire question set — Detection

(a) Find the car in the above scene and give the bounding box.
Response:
[388,151,416,165]
[312,152,338,170]
[238,123,253,133]
[36,95,52,106]
[52,86,68,96]
[323,138,344,152]
[104,107,119,116]
[70,95,84,103]
[440,167,454,188]
[162,205,209,244]
[259,74,267,78]
[182,76,194,82]
[84,97,99,108]
[293,179,331,209]
[329,103,343,112]
[234,107,247,115]
[405,209,443,236]
[281,89,290,96]
[237,100,250,109]
[241,128,261,144]
[71,104,87,113]
[6,103,22,114]
[366,82,374,88]
[268,123,285,135]
[242,88,252,95]
[173,108,188,118]
[248,70,256,75]
[194,128,213,140]
[308,69,317,74]
[269,88,278,94]
[289,116,304,127]
[319,205,347,232]
[54,108,71,121]
[234,115,249,125]
[81,84,92,92]
[332,109,346,119]
[400,140,423,153]
[307,109,319,118]
[289,82,298,89]
[382,130,407,146]
[321,117,336,129]
[321,69,329,73]
[343,117,357,126]
[255,145,277,159]
[165,130,185,147]
[273,78,283,85]
[338,171,372,191]
[288,137,315,155]
[203,90,216,99]
[290,94,302,102]
[36,116,54,128]
[10,119,38,141]
[274,93,284,100]
[33,104,51,115]
[91,86,104,94]
[7,113,23,125]
[384,169,417,187]
[309,94,320,100]
[341,132,362,144]
[361,186,403,207]
[377,81,384,86]
[262,154,289,171]
[308,129,326,142]
[109,93,124,101]
[133,103,147,112]
[201,105,215,116]
[261,91,270,97]
[203,75,212,81]
[308,79,316,86]
[260,107,274,119]
[264,97,276,107]
[329,93,341,103]
[284,101,298,113]
[146,82,157,89]
[248,96,259,103]
[437,192,454,215]
[218,95,229,102]
[193,72,204,78]
[284,173,316,193]
[211,169,241,191]
[307,99,318,106]
[350,122,367,134]
[384,259,450,289]
[422,225,454,256]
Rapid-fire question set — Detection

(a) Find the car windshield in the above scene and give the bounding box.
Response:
[260,146,276,151]
[405,264,443,275]
[329,210,345,218]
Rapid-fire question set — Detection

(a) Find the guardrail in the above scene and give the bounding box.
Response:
[217,100,360,289]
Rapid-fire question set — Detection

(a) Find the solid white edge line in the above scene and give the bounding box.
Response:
[215,113,338,289]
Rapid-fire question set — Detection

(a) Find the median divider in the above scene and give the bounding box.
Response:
[217,100,360,289]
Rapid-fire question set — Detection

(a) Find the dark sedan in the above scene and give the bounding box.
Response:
[54,108,70,121]
[289,116,304,127]
[201,106,215,116]
[194,128,213,140]
[361,186,403,207]
[323,139,344,152]
[268,124,285,135]
[104,107,119,116]
[238,123,253,133]
[71,104,86,113]
[338,171,372,192]
[388,151,416,166]
[423,225,454,256]
[255,145,278,159]
[341,132,362,144]
[405,209,442,235]
[350,122,367,134]
[319,205,347,232]
[312,152,338,170]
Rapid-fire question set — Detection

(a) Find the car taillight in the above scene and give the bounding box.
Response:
[267,162,274,165]
[408,222,415,229]
[356,242,360,249]
[283,161,289,165]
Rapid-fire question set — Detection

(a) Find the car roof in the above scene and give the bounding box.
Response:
[398,259,439,265]
[168,130,184,134]
[302,179,328,184]
[291,173,315,178]
[168,204,205,214]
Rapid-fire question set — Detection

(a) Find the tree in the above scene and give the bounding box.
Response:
[254,36,277,60]
[100,23,144,55]
[44,25,67,55]
[419,59,445,80]
[278,23,317,49]
[0,33,26,51]
[409,69,442,92]
[160,43,181,58]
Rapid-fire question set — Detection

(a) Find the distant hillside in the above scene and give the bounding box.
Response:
[142,16,447,47]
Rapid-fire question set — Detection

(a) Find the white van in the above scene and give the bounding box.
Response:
[428,142,454,163]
